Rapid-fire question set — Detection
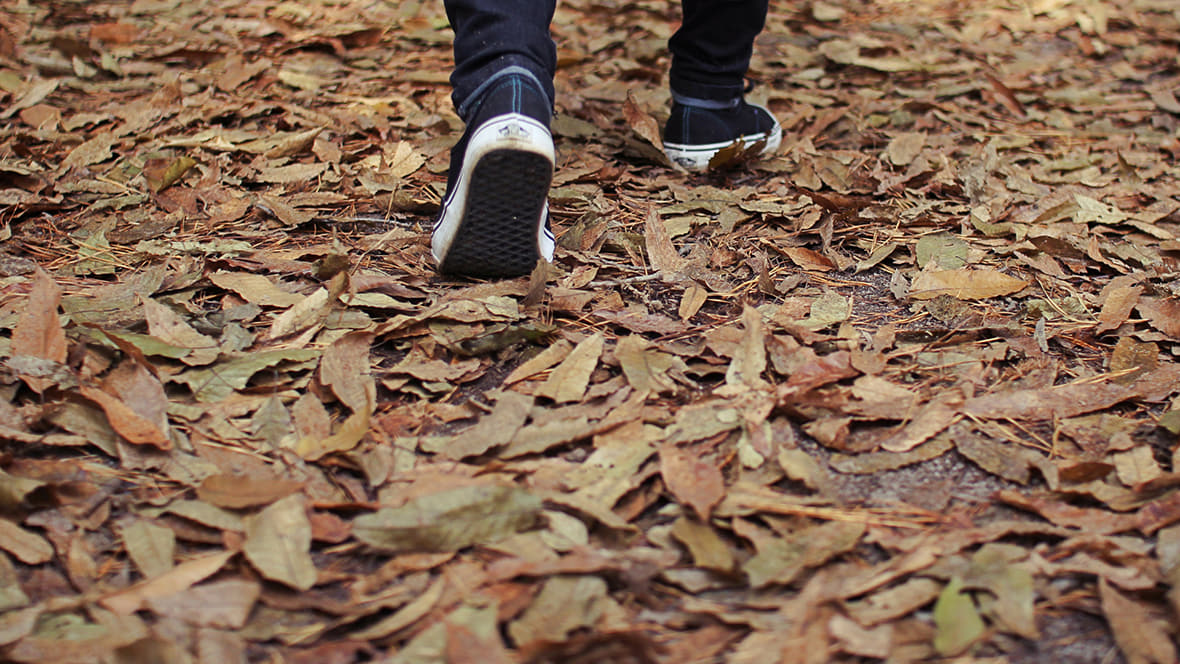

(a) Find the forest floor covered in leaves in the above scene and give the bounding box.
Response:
[2,0,1180,662]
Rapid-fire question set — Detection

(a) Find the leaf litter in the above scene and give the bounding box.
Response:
[1,0,1179,661]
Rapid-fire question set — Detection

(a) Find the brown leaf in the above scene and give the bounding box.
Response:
[996,490,1138,534]
[534,332,604,403]
[844,577,942,626]
[142,155,196,192]
[196,474,305,509]
[507,575,609,646]
[445,621,514,664]
[678,284,708,320]
[1110,338,1159,385]
[6,612,147,663]
[243,494,317,591]
[981,72,1025,117]
[622,92,664,153]
[779,246,835,271]
[829,614,893,659]
[255,162,328,184]
[431,391,533,459]
[319,331,375,414]
[103,359,170,441]
[1137,298,1180,339]
[1100,578,1178,664]
[194,628,249,664]
[1150,87,1180,114]
[292,392,331,442]
[885,131,925,166]
[62,132,116,169]
[0,606,41,647]
[910,268,1029,300]
[100,550,235,615]
[964,380,1138,421]
[78,385,171,449]
[724,305,768,390]
[880,395,961,453]
[1094,284,1142,335]
[593,308,688,335]
[120,519,175,578]
[670,516,735,572]
[1113,445,1162,487]
[350,577,445,640]
[111,636,190,664]
[954,428,1035,484]
[146,579,260,628]
[660,443,725,520]
[1053,553,1156,591]
[830,436,953,474]
[1136,491,1180,534]
[503,339,572,385]
[615,335,683,395]
[10,268,67,394]
[265,287,332,341]
[90,22,141,44]
[644,206,684,274]
[352,485,543,553]
[208,271,305,308]
[0,518,53,564]
[295,393,373,461]
[0,78,58,120]
[778,349,858,396]
[744,520,866,587]
[141,298,219,366]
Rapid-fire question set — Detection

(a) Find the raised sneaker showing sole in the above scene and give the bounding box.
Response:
[433,114,555,278]
[664,120,783,171]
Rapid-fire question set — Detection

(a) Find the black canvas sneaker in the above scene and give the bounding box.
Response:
[662,95,782,171]
[432,71,555,278]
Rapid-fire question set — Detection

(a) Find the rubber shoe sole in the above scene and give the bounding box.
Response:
[664,122,783,171]
[433,114,555,277]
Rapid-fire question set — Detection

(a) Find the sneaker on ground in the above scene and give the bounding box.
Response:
[432,73,555,278]
[662,97,782,171]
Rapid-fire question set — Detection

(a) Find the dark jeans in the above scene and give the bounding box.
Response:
[444,0,769,118]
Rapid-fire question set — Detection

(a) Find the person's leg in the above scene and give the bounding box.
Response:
[445,0,557,118]
[668,0,768,103]
[434,0,558,277]
[663,0,781,170]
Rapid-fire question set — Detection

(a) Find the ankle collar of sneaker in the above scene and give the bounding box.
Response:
[671,91,743,110]
[458,66,552,120]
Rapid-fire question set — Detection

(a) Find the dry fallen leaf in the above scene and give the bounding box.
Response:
[146,578,261,629]
[78,385,171,449]
[507,575,609,646]
[909,268,1029,300]
[196,474,305,509]
[644,206,685,274]
[10,268,67,394]
[242,494,317,591]
[1100,578,1178,664]
[659,443,726,521]
[1136,298,1180,339]
[0,519,54,565]
[534,332,604,403]
[353,485,543,553]
[119,519,175,579]
[100,551,235,615]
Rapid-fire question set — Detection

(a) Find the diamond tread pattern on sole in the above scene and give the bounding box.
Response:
[440,149,552,278]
